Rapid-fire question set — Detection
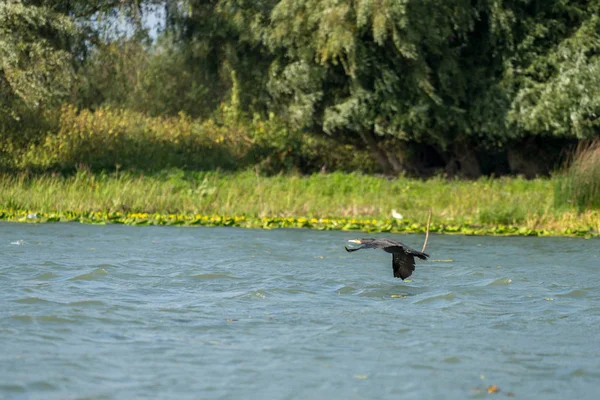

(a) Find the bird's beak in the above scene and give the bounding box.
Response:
[347,239,362,244]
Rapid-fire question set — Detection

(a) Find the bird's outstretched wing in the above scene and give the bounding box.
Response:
[384,244,429,260]
[344,246,363,252]
[392,252,415,280]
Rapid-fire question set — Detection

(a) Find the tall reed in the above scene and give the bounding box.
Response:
[555,141,600,211]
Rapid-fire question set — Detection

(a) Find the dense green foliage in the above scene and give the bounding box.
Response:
[261,0,600,175]
[0,1,74,112]
[0,0,75,153]
[1,0,600,181]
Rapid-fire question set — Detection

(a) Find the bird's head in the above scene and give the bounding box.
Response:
[347,239,362,244]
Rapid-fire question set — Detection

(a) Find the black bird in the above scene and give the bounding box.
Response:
[345,238,429,280]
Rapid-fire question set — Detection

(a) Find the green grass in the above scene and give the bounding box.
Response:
[1,169,598,236]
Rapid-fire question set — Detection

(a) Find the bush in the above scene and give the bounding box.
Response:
[11,104,375,174]
[555,141,600,211]
[16,105,241,172]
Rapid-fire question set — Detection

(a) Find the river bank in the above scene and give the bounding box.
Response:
[1,170,598,237]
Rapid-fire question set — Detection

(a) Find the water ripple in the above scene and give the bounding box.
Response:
[191,272,240,280]
[69,268,109,281]
[413,291,456,304]
[1,223,598,400]
[14,297,51,304]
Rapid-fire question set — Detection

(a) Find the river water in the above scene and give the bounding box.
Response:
[1,222,599,399]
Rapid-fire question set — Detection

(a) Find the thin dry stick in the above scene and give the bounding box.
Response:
[421,208,432,253]
[254,165,264,216]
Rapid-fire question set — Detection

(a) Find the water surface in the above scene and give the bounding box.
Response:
[1,223,599,399]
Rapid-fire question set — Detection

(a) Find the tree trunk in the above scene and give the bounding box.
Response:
[385,150,406,174]
[445,141,481,178]
[359,131,395,174]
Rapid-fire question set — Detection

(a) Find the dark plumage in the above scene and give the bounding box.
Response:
[345,238,429,280]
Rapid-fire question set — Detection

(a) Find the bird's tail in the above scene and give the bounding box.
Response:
[412,250,429,260]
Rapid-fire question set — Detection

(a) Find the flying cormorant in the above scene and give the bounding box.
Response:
[345,238,430,280]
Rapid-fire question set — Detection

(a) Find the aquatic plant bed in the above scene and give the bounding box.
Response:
[1,210,597,237]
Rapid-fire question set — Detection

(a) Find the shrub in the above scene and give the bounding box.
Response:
[17,105,242,172]
[12,104,375,174]
[554,141,600,211]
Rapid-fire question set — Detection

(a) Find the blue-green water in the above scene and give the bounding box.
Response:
[1,222,599,399]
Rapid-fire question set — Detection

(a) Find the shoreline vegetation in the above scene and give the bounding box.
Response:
[3,2,600,239]
[1,170,598,237]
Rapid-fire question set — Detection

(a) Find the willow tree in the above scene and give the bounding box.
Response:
[506,0,600,140]
[149,0,277,116]
[0,1,75,123]
[262,0,490,174]
[487,0,600,176]
[262,0,600,175]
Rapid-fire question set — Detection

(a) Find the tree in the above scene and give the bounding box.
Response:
[161,0,275,115]
[506,1,600,140]
[0,0,75,121]
[262,0,495,174]
[262,0,600,176]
